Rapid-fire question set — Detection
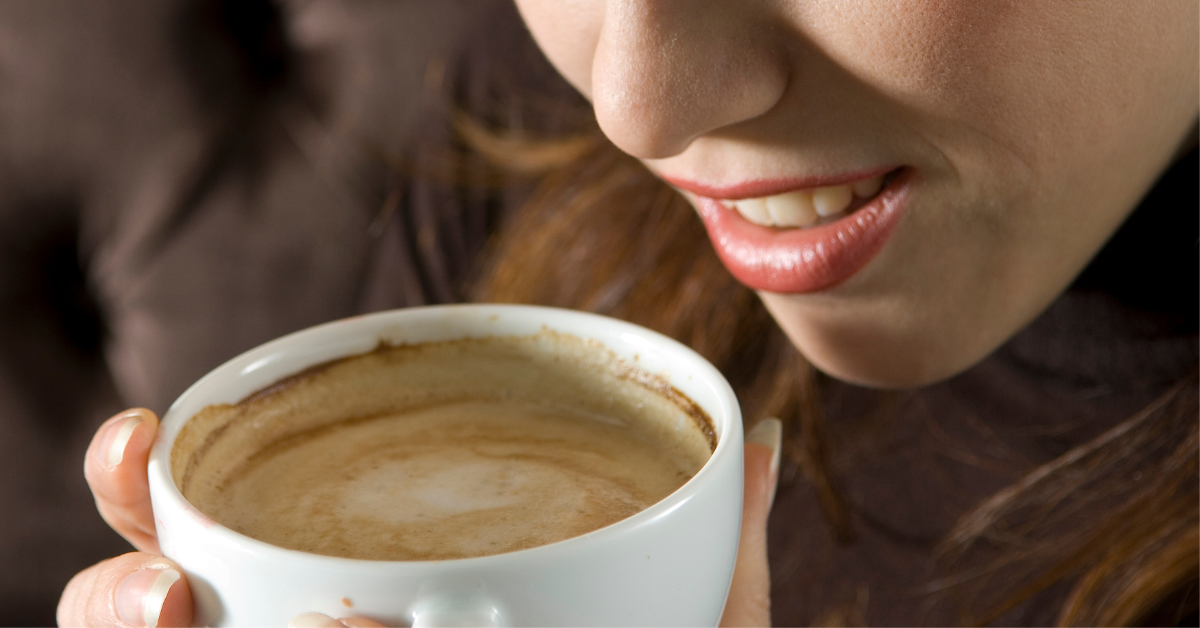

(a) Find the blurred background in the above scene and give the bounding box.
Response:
[0,0,498,623]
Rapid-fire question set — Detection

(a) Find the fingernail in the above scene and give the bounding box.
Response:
[746,417,782,480]
[103,411,145,470]
[289,612,347,628]
[116,567,180,627]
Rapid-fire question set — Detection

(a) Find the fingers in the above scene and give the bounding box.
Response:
[288,613,388,627]
[721,418,781,628]
[58,552,193,628]
[85,409,161,553]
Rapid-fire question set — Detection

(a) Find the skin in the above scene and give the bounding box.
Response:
[516,0,1199,387]
[61,1,1198,625]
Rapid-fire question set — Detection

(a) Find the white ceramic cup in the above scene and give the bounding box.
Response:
[148,305,744,627]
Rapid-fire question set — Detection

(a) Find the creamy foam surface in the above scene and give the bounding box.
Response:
[173,333,715,561]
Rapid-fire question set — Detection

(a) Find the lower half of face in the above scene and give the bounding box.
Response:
[729,103,1195,388]
[517,0,1200,388]
[752,134,1179,387]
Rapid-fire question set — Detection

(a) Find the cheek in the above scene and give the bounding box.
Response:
[805,0,1195,178]
[512,0,604,98]
[759,0,1196,387]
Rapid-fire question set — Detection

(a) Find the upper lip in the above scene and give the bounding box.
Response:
[661,166,897,200]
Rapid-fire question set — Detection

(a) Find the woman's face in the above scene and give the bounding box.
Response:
[514,0,1199,387]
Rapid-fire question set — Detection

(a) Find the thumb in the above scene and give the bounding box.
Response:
[721,418,781,627]
[58,552,192,627]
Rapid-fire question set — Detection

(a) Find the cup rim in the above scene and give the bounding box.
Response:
[148,304,743,568]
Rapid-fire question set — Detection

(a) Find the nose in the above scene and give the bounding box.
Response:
[590,0,788,159]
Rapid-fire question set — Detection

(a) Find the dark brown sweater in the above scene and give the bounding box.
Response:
[0,1,1194,625]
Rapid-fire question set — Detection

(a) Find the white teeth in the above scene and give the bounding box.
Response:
[728,176,886,228]
[812,184,853,217]
[733,198,772,226]
[765,191,818,227]
[852,175,884,199]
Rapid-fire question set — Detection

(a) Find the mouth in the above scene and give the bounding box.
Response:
[680,168,911,293]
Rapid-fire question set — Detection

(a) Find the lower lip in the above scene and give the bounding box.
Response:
[695,169,912,293]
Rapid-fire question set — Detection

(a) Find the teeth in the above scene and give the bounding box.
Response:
[733,197,772,226]
[727,175,888,229]
[765,191,817,227]
[812,185,853,218]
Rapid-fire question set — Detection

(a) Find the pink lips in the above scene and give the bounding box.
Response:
[686,169,912,294]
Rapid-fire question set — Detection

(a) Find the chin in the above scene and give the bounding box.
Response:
[798,340,983,389]
[760,294,1003,389]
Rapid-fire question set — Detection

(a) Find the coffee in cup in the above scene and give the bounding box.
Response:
[172,331,716,561]
[149,305,743,627]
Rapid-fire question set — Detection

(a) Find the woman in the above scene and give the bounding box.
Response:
[58,0,1197,625]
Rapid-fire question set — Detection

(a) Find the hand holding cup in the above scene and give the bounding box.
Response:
[60,307,780,627]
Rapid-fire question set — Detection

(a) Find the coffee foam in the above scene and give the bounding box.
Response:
[173,332,715,561]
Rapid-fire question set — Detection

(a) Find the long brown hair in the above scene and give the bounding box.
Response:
[401,19,1198,623]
